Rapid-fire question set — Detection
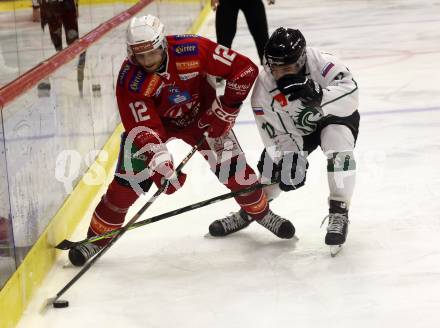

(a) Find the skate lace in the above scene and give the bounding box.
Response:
[222,212,247,232]
[321,213,349,234]
[258,211,284,233]
[77,243,101,260]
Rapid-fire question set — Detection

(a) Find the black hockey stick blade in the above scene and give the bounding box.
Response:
[54,181,276,250]
[40,295,68,313]
[56,239,81,250]
[39,296,56,314]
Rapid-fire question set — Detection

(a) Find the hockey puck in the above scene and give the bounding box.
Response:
[53,300,69,308]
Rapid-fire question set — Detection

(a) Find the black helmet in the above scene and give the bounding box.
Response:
[264,27,306,68]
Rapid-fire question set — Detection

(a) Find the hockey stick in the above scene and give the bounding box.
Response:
[55,181,277,250]
[41,133,207,312]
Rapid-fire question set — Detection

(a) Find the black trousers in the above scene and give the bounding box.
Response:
[215,0,269,64]
[40,0,79,51]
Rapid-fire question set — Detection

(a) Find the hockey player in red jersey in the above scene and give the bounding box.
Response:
[68,15,295,266]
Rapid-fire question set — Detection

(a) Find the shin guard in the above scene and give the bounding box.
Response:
[222,161,269,220]
[88,179,140,246]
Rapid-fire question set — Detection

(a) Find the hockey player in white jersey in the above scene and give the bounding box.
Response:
[209,27,359,254]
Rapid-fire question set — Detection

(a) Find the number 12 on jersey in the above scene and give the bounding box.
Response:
[213,45,237,66]
[129,101,150,122]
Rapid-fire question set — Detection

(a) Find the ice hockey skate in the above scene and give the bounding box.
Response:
[321,200,349,257]
[68,242,102,267]
[256,209,295,239]
[209,209,251,237]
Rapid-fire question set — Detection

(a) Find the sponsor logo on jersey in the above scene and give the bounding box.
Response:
[143,74,162,97]
[321,62,335,77]
[166,106,185,118]
[273,93,288,107]
[118,63,131,86]
[129,69,147,93]
[232,65,256,81]
[226,81,251,96]
[154,81,165,97]
[164,99,201,127]
[176,60,200,71]
[179,72,199,80]
[90,214,115,234]
[252,107,264,116]
[168,91,191,105]
[173,34,200,40]
[173,43,199,56]
[226,81,251,93]
[165,84,181,94]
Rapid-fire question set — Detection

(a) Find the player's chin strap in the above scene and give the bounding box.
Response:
[41,133,208,312]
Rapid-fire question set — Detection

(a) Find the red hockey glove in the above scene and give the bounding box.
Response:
[198,97,240,138]
[150,160,187,195]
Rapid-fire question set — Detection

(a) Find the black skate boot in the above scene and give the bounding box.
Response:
[68,242,102,267]
[209,209,251,237]
[256,210,295,239]
[322,200,350,248]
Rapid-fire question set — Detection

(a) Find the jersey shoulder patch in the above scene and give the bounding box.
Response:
[321,62,335,77]
[252,107,265,115]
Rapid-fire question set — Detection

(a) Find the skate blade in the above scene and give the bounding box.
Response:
[203,233,223,239]
[330,245,343,257]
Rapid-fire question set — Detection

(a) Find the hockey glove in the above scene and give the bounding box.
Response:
[150,159,187,195]
[276,74,323,108]
[198,97,240,138]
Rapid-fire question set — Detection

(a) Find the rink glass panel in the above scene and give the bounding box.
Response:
[0,0,205,87]
[0,111,16,288]
[0,0,205,289]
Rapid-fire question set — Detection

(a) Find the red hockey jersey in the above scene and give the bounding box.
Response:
[116,34,258,149]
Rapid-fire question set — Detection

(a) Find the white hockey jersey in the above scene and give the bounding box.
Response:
[251,47,359,163]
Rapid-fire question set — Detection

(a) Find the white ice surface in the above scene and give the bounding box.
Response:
[18,0,440,327]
